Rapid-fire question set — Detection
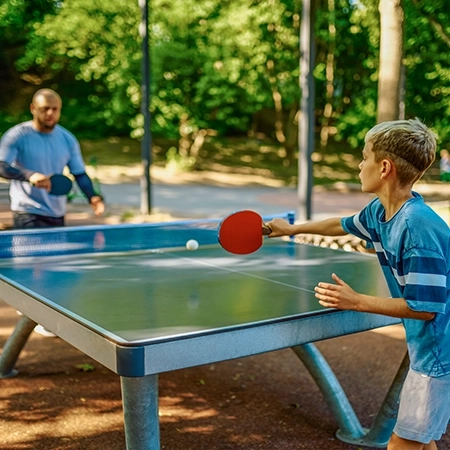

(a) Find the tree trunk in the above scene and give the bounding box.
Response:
[266,58,286,146]
[320,0,336,148]
[377,0,404,123]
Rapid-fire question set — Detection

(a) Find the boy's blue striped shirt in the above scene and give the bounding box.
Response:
[342,192,450,377]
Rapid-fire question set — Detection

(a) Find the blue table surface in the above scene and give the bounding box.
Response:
[0,239,389,344]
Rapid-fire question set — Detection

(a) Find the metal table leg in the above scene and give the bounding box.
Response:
[0,315,37,378]
[121,374,160,450]
[336,352,409,448]
[292,343,409,448]
[292,343,367,440]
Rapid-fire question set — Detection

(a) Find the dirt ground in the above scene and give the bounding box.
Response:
[0,168,450,449]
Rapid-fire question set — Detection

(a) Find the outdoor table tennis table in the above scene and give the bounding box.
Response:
[0,214,406,450]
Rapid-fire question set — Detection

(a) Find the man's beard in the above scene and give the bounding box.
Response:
[37,118,57,131]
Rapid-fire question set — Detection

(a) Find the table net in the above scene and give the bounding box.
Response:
[0,212,294,258]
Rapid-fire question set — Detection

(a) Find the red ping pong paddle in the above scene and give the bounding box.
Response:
[218,210,272,255]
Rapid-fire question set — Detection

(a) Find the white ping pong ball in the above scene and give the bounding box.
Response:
[186,239,199,251]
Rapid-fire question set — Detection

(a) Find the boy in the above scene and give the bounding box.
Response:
[268,118,450,450]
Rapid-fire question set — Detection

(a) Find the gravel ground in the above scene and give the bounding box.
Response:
[1,299,418,450]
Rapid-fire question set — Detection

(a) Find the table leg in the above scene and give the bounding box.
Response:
[0,315,37,378]
[336,352,409,448]
[121,374,160,450]
[292,343,367,440]
[292,343,409,448]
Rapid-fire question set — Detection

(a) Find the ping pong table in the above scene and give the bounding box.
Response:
[0,214,406,449]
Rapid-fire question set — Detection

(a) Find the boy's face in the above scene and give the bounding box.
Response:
[358,142,383,193]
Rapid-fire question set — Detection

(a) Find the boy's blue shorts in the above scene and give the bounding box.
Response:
[394,368,450,443]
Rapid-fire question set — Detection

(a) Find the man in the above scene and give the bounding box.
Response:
[0,88,104,228]
[0,88,105,336]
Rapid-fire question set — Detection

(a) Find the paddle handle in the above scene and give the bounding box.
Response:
[262,224,272,236]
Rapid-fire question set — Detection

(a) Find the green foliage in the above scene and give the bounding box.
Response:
[0,0,57,114]
[13,0,141,137]
[165,147,196,173]
[148,0,301,139]
[404,1,450,144]
[1,0,450,153]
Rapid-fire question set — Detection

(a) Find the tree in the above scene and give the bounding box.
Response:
[2,0,450,152]
[406,1,450,144]
[14,0,142,138]
[319,0,337,148]
[0,0,57,115]
[376,0,404,123]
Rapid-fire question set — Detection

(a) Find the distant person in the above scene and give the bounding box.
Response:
[439,149,450,182]
[268,118,450,450]
[0,88,104,228]
[0,88,105,336]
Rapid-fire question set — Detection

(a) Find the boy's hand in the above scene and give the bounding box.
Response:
[314,273,361,311]
[265,218,293,237]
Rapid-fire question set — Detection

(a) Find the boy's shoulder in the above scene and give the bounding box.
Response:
[402,193,439,218]
[401,195,449,251]
[364,193,448,234]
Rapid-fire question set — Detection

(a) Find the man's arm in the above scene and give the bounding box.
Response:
[0,161,52,190]
[0,161,35,181]
[315,273,435,321]
[73,173,105,216]
[267,216,347,238]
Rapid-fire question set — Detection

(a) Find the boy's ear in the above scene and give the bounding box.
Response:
[380,158,394,179]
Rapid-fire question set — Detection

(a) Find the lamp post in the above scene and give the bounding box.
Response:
[297,0,315,221]
[139,0,152,215]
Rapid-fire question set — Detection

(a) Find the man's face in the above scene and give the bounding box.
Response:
[30,95,62,132]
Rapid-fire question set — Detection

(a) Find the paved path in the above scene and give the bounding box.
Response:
[0,181,373,229]
[2,179,448,228]
[96,182,374,220]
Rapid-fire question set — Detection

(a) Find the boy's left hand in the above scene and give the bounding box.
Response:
[314,273,361,311]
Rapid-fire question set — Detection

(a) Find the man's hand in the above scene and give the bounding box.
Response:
[29,172,51,191]
[90,195,105,216]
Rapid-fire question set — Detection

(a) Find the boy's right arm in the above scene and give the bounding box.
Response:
[267,217,347,238]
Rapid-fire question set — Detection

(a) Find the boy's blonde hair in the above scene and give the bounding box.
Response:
[365,118,437,184]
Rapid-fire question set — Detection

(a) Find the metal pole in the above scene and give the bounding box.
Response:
[292,343,366,440]
[297,0,315,221]
[139,0,152,215]
[121,375,160,450]
[338,352,410,447]
[0,316,37,378]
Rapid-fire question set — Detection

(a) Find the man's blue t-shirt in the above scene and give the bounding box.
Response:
[342,193,450,377]
[0,121,86,218]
